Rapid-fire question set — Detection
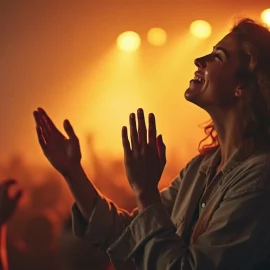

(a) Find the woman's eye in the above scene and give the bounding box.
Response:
[214,53,222,61]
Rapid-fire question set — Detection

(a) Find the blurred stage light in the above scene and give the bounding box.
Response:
[116,31,141,52]
[189,20,212,39]
[261,9,270,27]
[147,27,167,46]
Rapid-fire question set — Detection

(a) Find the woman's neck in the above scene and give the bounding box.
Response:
[211,109,239,166]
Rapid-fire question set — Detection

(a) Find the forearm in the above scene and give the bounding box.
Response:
[69,165,138,249]
[64,164,99,221]
[0,225,8,270]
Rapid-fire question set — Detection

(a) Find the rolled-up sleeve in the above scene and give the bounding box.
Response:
[107,189,270,270]
[71,194,135,249]
[71,173,185,251]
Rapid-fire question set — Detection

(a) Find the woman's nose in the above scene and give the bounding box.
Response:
[194,56,207,68]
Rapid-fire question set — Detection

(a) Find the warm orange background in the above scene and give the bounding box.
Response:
[1,4,270,269]
[0,2,269,195]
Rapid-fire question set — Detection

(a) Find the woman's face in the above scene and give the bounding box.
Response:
[185,32,243,110]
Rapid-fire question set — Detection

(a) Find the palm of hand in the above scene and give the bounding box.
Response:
[122,109,166,192]
[125,149,161,190]
[33,108,82,175]
[45,133,81,173]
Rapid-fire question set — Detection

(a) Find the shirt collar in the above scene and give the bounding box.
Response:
[199,147,241,175]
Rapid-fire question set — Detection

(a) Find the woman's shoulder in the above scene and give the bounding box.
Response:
[239,146,270,172]
[225,148,270,192]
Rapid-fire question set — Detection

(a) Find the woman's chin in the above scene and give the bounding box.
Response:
[184,80,205,102]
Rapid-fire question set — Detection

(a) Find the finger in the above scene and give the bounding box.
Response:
[33,111,44,129]
[63,120,78,140]
[38,108,59,133]
[13,190,22,202]
[36,126,47,151]
[33,111,50,140]
[148,113,157,148]
[129,113,139,154]
[137,108,147,150]
[122,126,132,158]
[0,179,17,196]
[157,135,166,168]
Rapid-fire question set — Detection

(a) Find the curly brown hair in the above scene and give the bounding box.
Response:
[199,18,270,155]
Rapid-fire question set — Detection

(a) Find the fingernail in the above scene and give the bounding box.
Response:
[137,108,143,115]
[130,113,135,119]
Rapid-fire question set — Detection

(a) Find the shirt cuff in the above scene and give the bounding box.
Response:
[71,195,113,243]
[107,203,176,263]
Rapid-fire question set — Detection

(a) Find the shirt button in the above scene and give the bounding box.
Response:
[191,238,195,244]
[201,202,206,208]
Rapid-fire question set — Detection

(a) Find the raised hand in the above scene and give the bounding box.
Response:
[0,179,22,226]
[33,108,81,175]
[122,108,166,194]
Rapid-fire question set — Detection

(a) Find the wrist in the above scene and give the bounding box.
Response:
[62,163,85,183]
[133,186,159,197]
[134,187,161,213]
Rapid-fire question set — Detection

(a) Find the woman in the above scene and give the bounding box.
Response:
[33,18,270,269]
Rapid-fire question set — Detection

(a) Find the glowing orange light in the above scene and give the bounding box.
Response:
[116,31,141,52]
[261,9,270,27]
[189,20,212,39]
[147,28,167,46]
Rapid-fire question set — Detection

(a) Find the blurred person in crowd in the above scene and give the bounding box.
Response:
[0,179,22,270]
[34,18,270,269]
[58,216,109,270]
[22,211,60,270]
[8,209,60,270]
[86,134,136,211]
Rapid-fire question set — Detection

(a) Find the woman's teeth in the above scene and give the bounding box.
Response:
[193,75,204,83]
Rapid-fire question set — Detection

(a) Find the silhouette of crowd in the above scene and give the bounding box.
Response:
[0,135,180,270]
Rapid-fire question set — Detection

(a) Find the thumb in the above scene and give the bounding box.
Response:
[157,135,166,167]
[63,120,78,140]
[13,190,23,202]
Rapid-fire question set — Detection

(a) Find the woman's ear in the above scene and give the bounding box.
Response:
[235,86,244,97]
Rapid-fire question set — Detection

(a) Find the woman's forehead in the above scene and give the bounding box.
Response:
[216,33,239,49]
